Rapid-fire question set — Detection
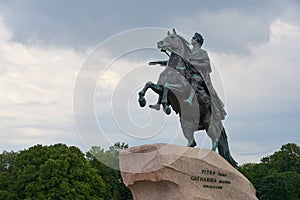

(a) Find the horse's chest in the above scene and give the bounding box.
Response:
[158,68,185,86]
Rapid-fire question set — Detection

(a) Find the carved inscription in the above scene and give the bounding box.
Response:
[190,169,231,189]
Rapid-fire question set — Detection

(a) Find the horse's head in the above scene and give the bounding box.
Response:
[157,28,190,58]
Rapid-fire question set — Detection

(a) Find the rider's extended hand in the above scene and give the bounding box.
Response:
[148,61,158,65]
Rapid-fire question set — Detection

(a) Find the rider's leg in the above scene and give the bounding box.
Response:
[184,80,196,105]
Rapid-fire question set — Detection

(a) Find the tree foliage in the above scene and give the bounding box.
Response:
[238,143,300,200]
[1,144,106,199]
[0,142,132,200]
[0,150,18,199]
[87,142,132,200]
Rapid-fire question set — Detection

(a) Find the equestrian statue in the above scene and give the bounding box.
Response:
[138,29,237,168]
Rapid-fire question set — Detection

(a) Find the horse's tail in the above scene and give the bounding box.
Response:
[217,128,238,168]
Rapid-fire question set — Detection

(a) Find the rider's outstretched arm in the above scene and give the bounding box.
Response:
[148,60,168,66]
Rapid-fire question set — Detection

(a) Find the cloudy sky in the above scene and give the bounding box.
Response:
[0,0,299,164]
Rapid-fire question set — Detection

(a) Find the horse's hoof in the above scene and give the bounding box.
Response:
[212,143,218,151]
[149,104,160,111]
[138,97,146,107]
[163,106,171,115]
[187,140,197,148]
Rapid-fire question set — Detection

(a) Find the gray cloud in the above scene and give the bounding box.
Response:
[1,0,299,54]
[0,0,170,50]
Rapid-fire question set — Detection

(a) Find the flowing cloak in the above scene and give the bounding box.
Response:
[188,47,227,122]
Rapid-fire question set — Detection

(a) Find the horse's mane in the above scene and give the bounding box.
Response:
[175,34,191,58]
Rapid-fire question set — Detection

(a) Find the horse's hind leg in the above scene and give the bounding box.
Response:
[207,127,219,151]
[138,81,154,107]
[207,120,223,151]
[181,117,198,147]
[161,86,171,115]
[212,140,218,151]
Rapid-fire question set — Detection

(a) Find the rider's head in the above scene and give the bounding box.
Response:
[192,32,204,46]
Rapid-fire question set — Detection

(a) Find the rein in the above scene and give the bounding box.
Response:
[164,49,205,81]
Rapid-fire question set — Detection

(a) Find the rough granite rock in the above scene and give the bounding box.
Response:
[119,143,257,200]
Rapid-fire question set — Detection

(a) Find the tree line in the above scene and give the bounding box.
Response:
[0,142,132,200]
[0,142,299,199]
[238,143,300,200]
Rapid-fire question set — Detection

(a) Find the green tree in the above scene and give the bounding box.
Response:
[0,151,18,199]
[0,190,18,200]
[262,143,300,173]
[13,143,106,199]
[239,143,300,200]
[87,142,132,200]
[0,151,17,174]
[258,171,300,200]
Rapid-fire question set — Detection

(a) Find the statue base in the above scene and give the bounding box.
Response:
[119,143,257,200]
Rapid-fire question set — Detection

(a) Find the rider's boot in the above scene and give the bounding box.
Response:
[184,96,193,105]
[184,88,195,105]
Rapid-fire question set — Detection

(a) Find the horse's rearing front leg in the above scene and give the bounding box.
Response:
[138,81,154,107]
